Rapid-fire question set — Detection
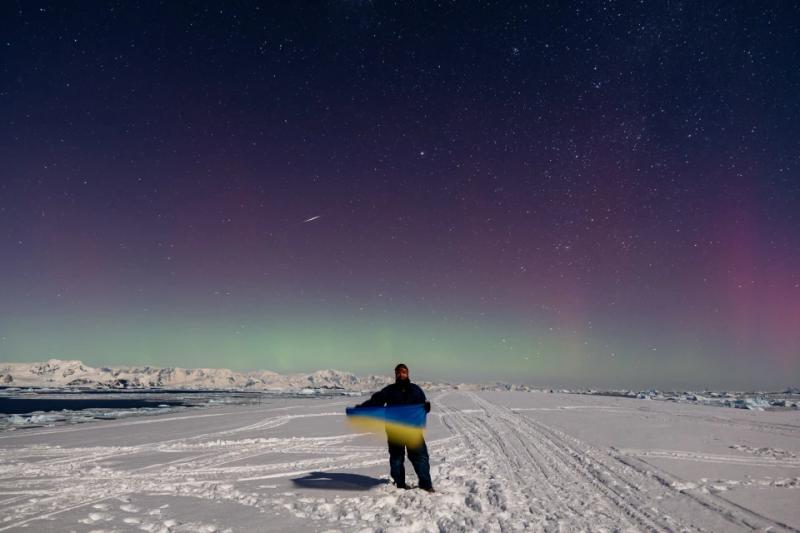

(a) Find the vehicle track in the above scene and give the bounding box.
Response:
[443,392,673,531]
[461,392,798,532]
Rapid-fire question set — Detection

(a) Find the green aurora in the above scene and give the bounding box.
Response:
[1,308,780,389]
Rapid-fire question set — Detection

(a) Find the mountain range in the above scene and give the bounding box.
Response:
[0,359,397,391]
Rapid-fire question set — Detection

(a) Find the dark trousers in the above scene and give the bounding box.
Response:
[388,439,432,489]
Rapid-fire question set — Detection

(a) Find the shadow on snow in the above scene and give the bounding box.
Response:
[291,471,388,491]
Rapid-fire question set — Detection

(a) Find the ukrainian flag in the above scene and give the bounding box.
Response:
[346,404,427,447]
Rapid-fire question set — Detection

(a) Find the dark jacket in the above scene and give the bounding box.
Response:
[360,380,427,408]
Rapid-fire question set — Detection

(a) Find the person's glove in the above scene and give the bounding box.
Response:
[424,401,431,413]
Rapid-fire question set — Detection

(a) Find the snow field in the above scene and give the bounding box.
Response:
[0,391,798,531]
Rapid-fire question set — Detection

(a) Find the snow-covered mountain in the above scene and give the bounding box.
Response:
[0,359,393,391]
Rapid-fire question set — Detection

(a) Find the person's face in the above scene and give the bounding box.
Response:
[395,367,409,381]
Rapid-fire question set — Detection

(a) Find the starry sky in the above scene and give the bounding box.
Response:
[1,2,798,389]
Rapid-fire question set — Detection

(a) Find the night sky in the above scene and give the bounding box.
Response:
[2,2,798,389]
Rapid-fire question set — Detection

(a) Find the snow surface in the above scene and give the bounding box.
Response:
[1,391,798,532]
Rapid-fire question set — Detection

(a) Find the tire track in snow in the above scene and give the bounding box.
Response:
[475,393,798,533]
[617,448,800,468]
[437,395,593,530]
[615,454,800,532]
[462,392,670,531]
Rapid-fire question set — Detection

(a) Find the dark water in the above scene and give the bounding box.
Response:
[0,387,236,394]
[0,397,186,415]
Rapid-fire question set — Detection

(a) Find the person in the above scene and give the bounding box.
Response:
[358,363,434,492]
